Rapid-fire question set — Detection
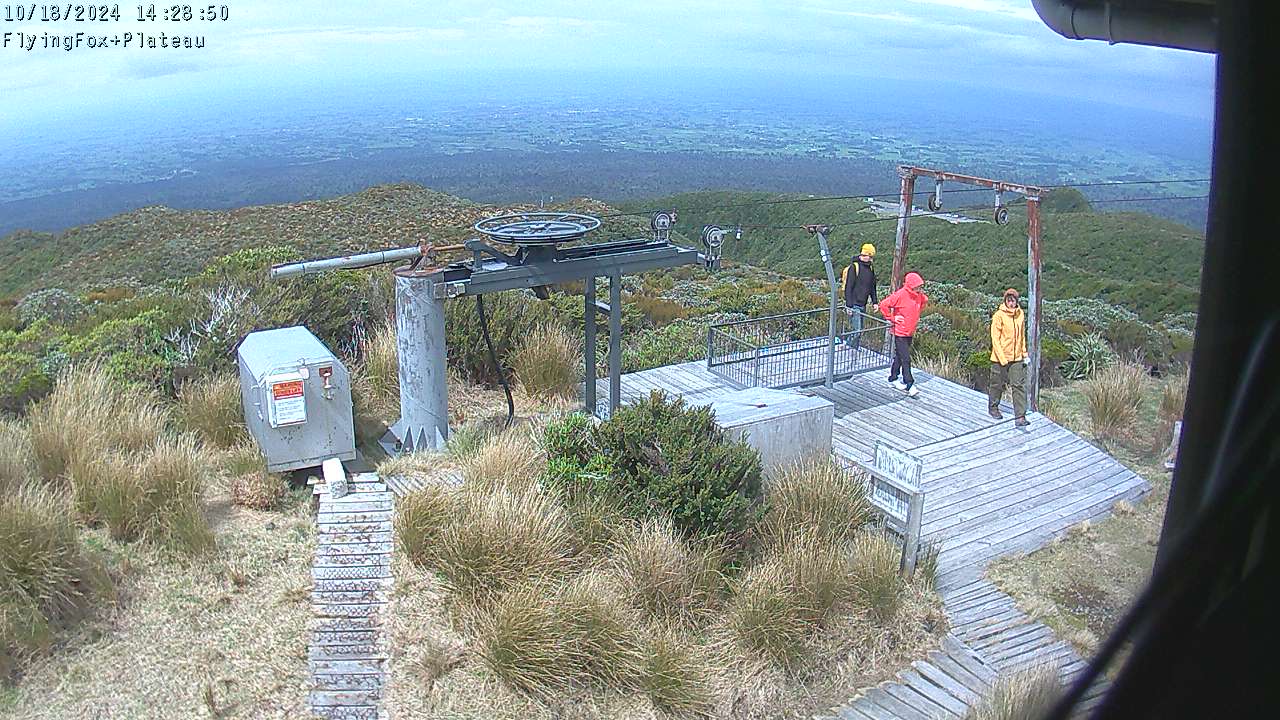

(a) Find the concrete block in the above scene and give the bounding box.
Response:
[705,387,834,480]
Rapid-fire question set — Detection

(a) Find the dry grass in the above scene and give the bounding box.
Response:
[0,418,34,493]
[229,470,288,511]
[608,517,724,623]
[394,484,459,566]
[66,436,214,555]
[1158,369,1189,424]
[917,353,971,386]
[0,477,314,719]
[176,373,246,448]
[850,532,906,622]
[511,324,583,401]
[1079,362,1147,443]
[352,321,401,419]
[759,458,870,548]
[638,622,715,716]
[28,364,167,485]
[460,429,545,494]
[962,664,1062,720]
[0,485,112,681]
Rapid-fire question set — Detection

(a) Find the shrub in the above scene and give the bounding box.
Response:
[16,288,85,327]
[445,291,558,384]
[176,373,246,448]
[541,411,594,463]
[760,458,870,548]
[0,352,51,413]
[609,517,724,623]
[1080,362,1147,443]
[28,363,167,484]
[511,323,582,401]
[1059,332,1116,380]
[406,486,572,603]
[621,320,707,373]
[639,623,715,716]
[1,418,34,493]
[593,390,763,540]
[962,664,1062,720]
[850,531,906,622]
[630,293,689,325]
[0,485,111,681]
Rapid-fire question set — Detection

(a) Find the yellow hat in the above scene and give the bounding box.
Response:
[860,243,876,257]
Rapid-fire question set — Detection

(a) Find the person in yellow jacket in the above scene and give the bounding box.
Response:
[989,288,1030,426]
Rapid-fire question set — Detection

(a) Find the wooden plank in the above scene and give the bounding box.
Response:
[309,644,388,661]
[315,603,385,619]
[313,553,392,568]
[317,542,394,556]
[314,578,395,593]
[911,660,981,705]
[895,670,967,717]
[862,687,935,720]
[835,705,883,720]
[312,673,383,691]
[926,652,991,696]
[922,443,1103,523]
[309,689,383,706]
[317,532,395,546]
[312,616,381,633]
[310,659,386,675]
[942,635,998,684]
[312,589,393,604]
[308,705,381,720]
[317,511,395,525]
[312,566,393,581]
[318,524,392,537]
[313,630,380,646]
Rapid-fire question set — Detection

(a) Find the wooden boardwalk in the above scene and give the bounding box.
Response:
[309,474,394,720]
[601,359,1148,718]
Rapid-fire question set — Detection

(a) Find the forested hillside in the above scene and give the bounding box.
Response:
[621,190,1203,321]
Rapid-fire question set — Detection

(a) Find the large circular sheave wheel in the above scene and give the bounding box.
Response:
[995,206,1010,225]
[927,195,943,212]
[474,212,602,245]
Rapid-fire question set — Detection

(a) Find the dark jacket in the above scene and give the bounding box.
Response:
[843,257,878,308]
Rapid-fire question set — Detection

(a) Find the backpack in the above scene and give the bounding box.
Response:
[841,262,860,291]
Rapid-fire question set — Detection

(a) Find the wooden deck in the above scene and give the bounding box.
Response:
[601,359,1148,718]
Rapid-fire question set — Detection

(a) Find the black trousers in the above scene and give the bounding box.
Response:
[889,335,914,388]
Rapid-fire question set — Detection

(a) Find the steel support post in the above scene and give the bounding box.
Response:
[815,228,838,389]
[1026,197,1043,412]
[384,272,449,454]
[608,272,622,414]
[584,275,597,415]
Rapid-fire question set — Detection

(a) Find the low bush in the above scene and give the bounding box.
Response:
[1080,362,1147,443]
[445,291,558,385]
[511,323,582,401]
[630,293,689,325]
[609,517,724,623]
[621,320,707,373]
[962,664,1062,720]
[1,485,112,681]
[592,391,763,540]
[0,351,51,413]
[759,458,870,548]
[15,288,85,327]
[176,373,246,448]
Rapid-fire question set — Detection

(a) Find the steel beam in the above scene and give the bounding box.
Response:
[608,272,622,415]
[814,227,838,389]
[1027,196,1043,411]
[584,276,597,415]
[440,244,700,298]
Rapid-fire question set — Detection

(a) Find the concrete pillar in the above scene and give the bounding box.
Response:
[383,271,449,454]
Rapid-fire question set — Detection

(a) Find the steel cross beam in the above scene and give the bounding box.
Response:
[893,165,1046,412]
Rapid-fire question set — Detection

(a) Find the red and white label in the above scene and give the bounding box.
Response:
[268,376,307,427]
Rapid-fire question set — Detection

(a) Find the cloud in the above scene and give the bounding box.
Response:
[902,0,1042,23]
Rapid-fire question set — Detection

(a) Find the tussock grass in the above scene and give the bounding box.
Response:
[850,532,905,622]
[609,517,724,623]
[1159,369,1189,424]
[639,622,715,717]
[724,532,856,669]
[511,323,582,401]
[472,573,642,698]
[402,485,572,604]
[917,353,971,386]
[353,322,400,419]
[67,436,214,554]
[175,373,246,448]
[1080,362,1147,443]
[962,664,1062,720]
[0,485,111,680]
[0,418,34,492]
[460,430,545,494]
[564,493,628,558]
[28,364,167,485]
[445,417,504,459]
[760,458,870,547]
[229,469,287,511]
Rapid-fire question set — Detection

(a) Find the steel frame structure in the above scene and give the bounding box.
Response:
[891,165,1049,410]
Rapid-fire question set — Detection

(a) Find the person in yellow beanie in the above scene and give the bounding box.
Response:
[841,243,879,352]
[989,288,1029,426]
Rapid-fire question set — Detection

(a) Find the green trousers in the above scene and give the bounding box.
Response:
[989,361,1028,419]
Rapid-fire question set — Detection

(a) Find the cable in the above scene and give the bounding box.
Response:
[475,295,515,428]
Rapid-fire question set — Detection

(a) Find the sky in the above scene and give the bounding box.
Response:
[0,0,1216,132]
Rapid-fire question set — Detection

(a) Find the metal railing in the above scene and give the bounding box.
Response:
[707,307,891,389]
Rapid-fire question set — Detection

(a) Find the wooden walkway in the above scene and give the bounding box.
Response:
[601,359,1148,718]
[309,473,394,720]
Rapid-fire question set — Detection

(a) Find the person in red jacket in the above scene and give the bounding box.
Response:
[880,271,929,397]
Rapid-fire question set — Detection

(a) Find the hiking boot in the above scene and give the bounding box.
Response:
[988,407,1003,420]
[891,380,908,391]
[907,386,920,398]
[1015,416,1030,428]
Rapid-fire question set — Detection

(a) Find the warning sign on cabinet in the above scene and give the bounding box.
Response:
[269,378,307,427]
